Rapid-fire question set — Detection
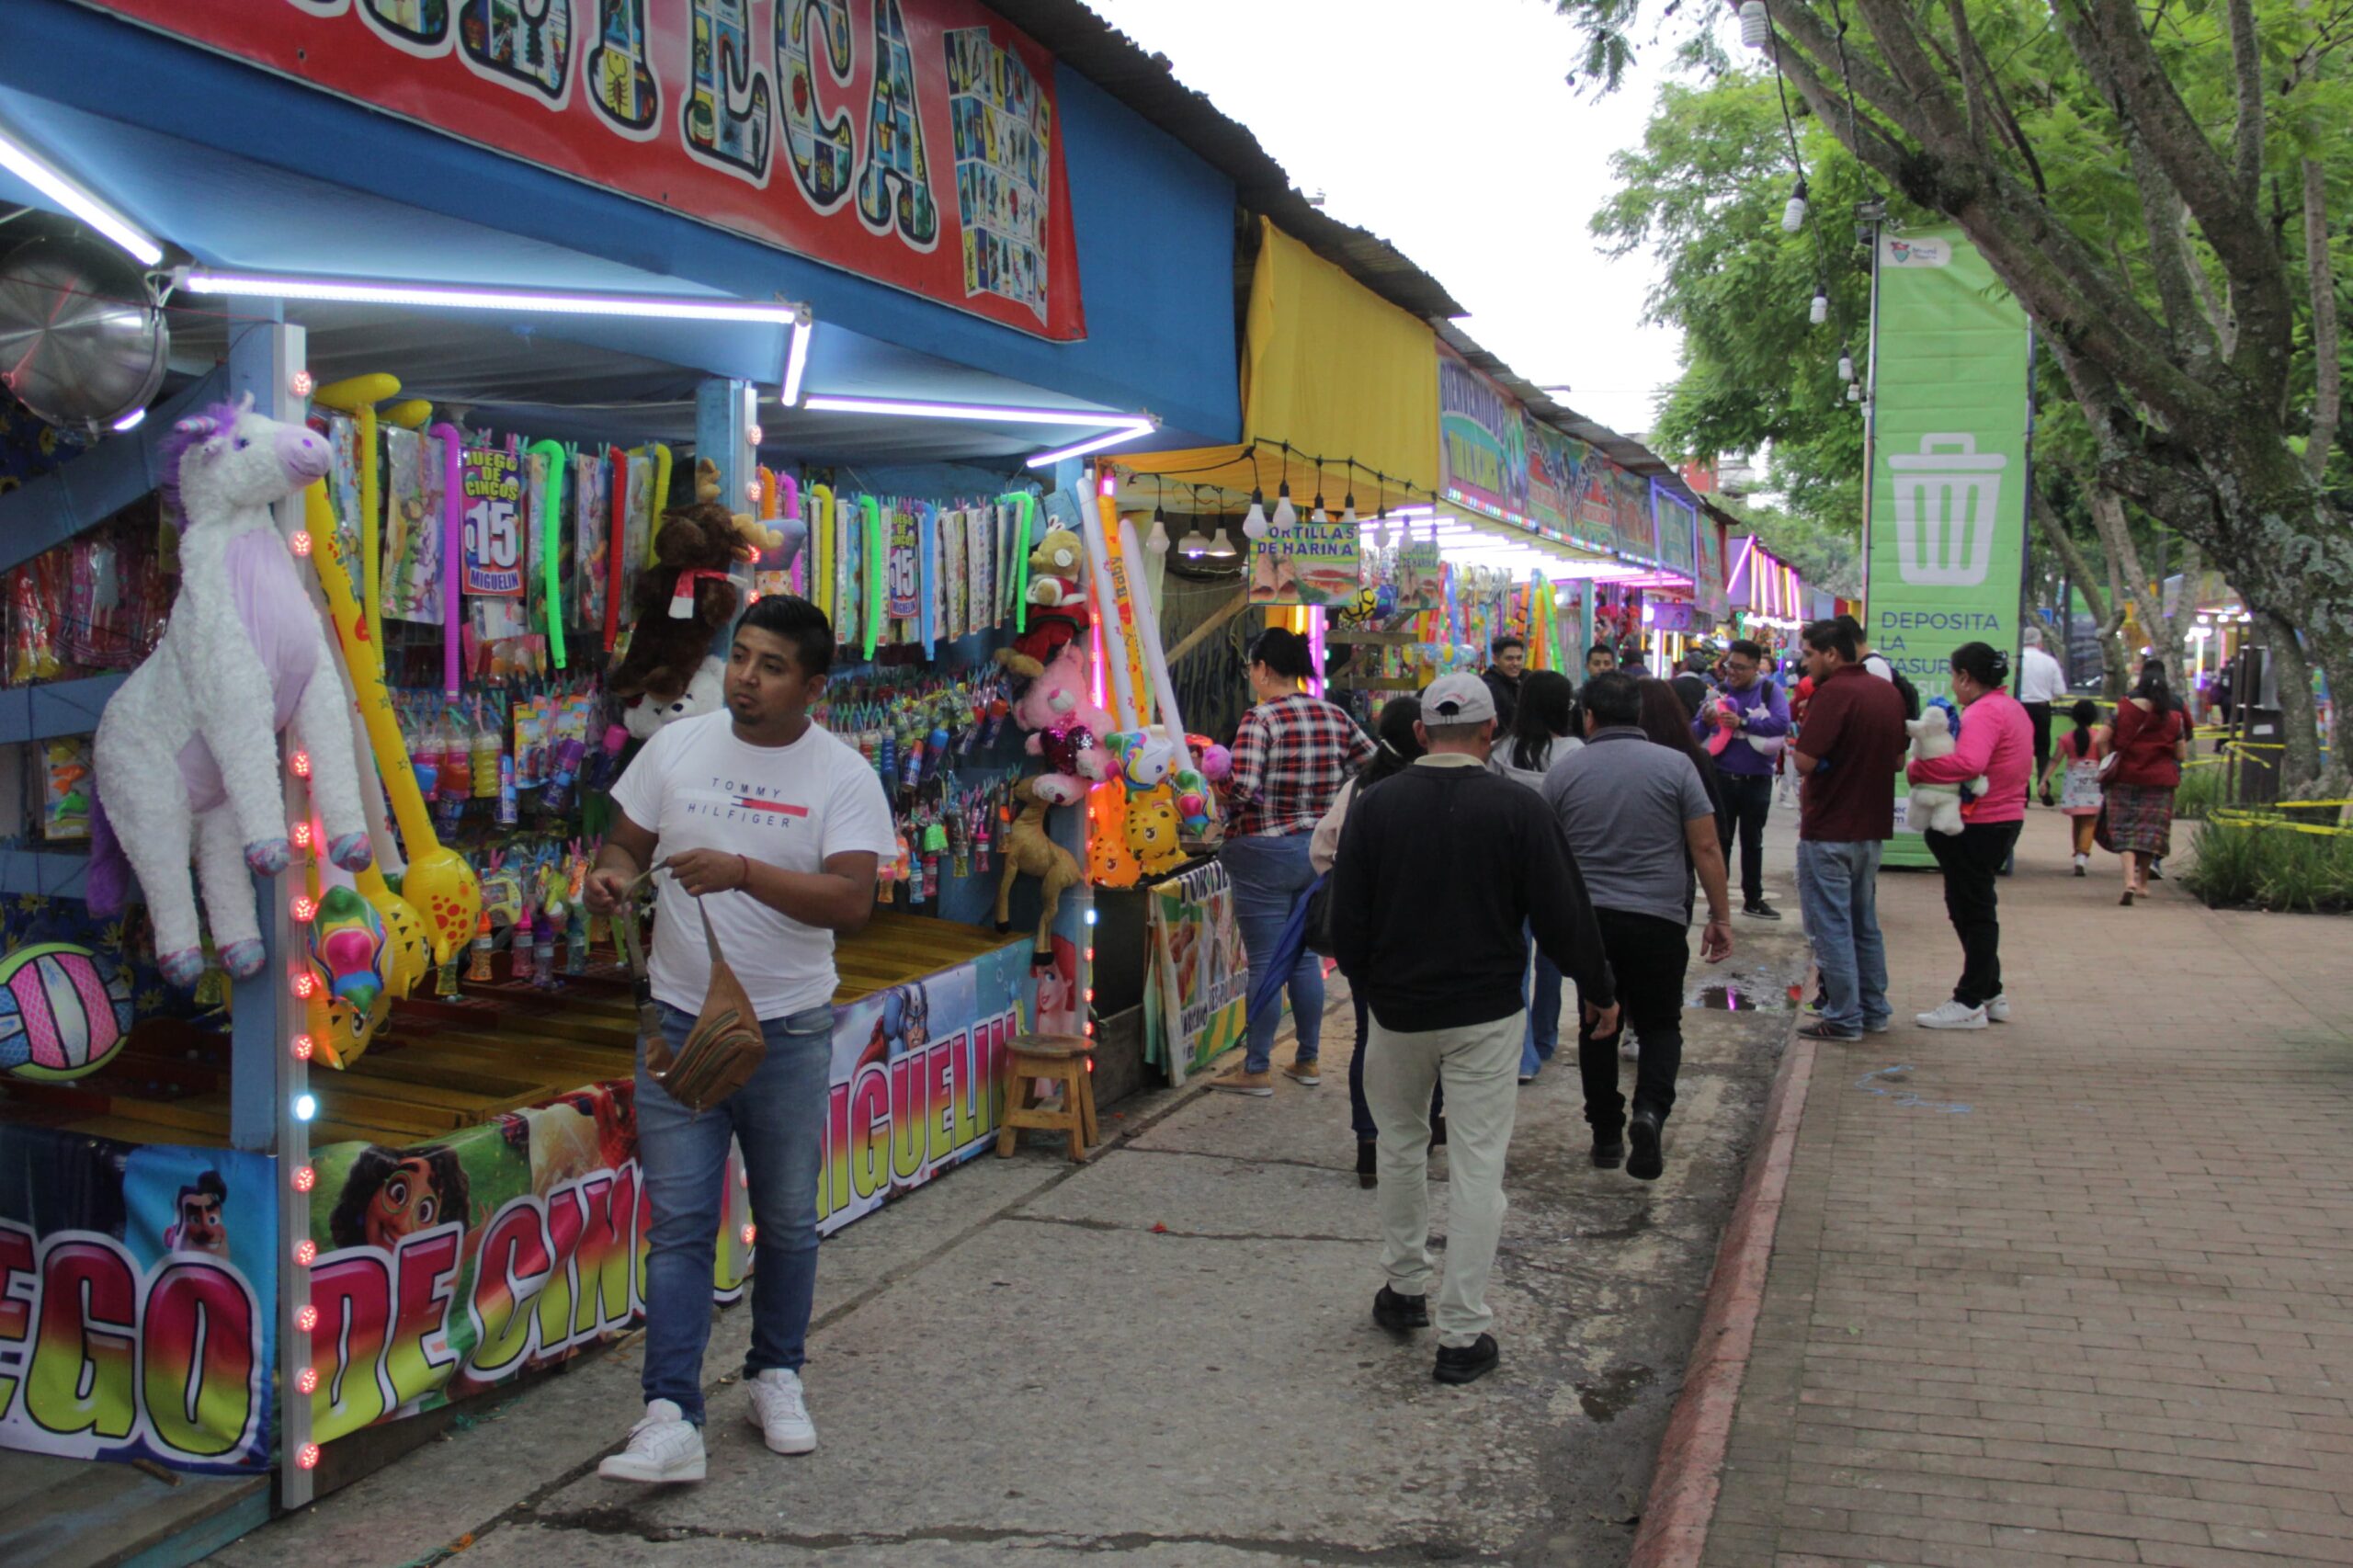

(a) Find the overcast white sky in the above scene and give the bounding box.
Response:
[1085,0,1688,439]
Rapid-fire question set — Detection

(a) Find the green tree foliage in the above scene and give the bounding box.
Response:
[1557,0,2353,784]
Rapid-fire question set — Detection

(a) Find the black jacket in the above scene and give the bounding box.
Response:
[1481,667,1522,728]
[1331,758,1616,1033]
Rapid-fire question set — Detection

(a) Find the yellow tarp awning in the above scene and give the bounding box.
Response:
[1117,217,1438,507]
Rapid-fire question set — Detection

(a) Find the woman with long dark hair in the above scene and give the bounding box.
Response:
[1486,669,1582,1082]
[1635,677,1724,819]
[1313,697,1435,1183]
[1906,642,2032,1028]
[2106,660,2188,904]
[1215,626,1375,1096]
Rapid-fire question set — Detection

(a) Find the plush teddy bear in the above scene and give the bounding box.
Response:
[1122,783,1186,877]
[608,500,747,726]
[1904,706,1987,836]
[694,457,784,556]
[1009,524,1091,665]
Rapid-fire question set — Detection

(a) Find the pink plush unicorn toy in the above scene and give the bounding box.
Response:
[91,393,376,987]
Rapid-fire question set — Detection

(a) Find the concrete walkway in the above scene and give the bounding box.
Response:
[1699,814,2353,1568]
[211,914,1811,1566]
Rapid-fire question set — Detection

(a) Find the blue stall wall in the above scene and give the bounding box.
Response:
[0,1,1241,447]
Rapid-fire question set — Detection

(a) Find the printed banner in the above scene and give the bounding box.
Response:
[0,944,1028,1471]
[1865,228,2029,710]
[1526,420,1579,537]
[1695,518,1727,619]
[0,1131,277,1471]
[1142,873,1246,1082]
[1654,488,1696,579]
[93,0,1085,340]
[1609,466,1657,562]
[1393,531,1443,616]
[1438,353,1528,520]
[461,446,526,597]
[1247,516,1361,608]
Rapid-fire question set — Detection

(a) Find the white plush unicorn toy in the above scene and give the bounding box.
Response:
[90,393,375,987]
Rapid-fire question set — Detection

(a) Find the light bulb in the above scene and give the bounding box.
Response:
[1847,383,1863,403]
[1271,482,1297,530]
[1782,180,1809,233]
[745,423,764,448]
[1177,525,1211,558]
[295,1306,318,1334]
[1810,291,1828,325]
[291,1033,314,1062]
[296,1368,319,1395]
[1343,494,1358,531]
[1243,489,1270,540]
[292,1165,316,1193]
[290,895,317,924]
[290,749,312,778]
[1837,352,1855,381]
[1146,512,1171,553]
[297,1443,322,1471]
[1205,528,1239,559]
[1310,492,1326,526]
[1739,0,1770,48]
[293,1093,317,1122]
[294,1239,316,1266]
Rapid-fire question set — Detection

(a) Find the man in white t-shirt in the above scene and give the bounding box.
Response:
[586,595,894,1484]
[2017,627,2069,803]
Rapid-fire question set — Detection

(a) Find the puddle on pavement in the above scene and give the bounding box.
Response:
[1688,982,1795,1012]
[1575,1364,1658,1423]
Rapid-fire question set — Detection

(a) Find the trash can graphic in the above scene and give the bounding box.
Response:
[1888,434,2005,586]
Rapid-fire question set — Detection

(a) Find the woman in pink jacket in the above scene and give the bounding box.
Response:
[1906,642,2033,1031]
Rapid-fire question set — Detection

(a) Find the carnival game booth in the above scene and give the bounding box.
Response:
[0,0,1242,1547]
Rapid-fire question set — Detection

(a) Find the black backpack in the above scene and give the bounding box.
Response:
[1879,660,1923,722]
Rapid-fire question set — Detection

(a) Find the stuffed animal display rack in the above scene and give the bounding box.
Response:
[90,396,376,986]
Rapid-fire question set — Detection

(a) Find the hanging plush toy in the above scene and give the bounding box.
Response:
[1122,783,1186,877]
[995,774,1083,967]
[1008,524,1091,665]
[90,396,375,987]
[610,498,748,739]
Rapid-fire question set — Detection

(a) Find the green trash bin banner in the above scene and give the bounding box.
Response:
[1865,228,2032,715]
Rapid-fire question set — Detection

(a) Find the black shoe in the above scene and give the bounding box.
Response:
[2149,862,2165,881]
[1592,1131,1625,1169]
[1373,1285,1429,1334]
[1357,1140,1378,1188]
[1742,900,1782,921]
[1429,1113,1447,1149]
[1433,1334,1499,1385]
[1627,1108,1665,1181]
[1797,1020,1860,1041]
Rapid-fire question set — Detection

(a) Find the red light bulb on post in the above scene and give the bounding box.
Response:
[292,1165,316,1193]
[740,1223,757,1246]
[291,895,317,924]
[289,530,313,557]
[290,369,315,398]
[293,1239,316,1266]
[290,822,313,849]
[290,749,312,778]
[291,971,318,1000]
[291,1033,314,1062]
[295,1305,319,1333]
[297,1443,321,1471]
[296,1368,319,1395]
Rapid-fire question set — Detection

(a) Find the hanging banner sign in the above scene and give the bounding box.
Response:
[1438,354,1529,521]
[86,0,1086,341]
[1695,517,1727,619]
[1609,467,1657,562]
[1864,227,2029,710]
[461,447,526,597]
[1654,486,1696,579]
[1249,515,1362,608]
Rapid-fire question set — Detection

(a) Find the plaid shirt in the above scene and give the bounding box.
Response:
[1228,694,1375,837]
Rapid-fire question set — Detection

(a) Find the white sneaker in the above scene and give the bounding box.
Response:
[1915,1000,1989,1031]
[597,1399,705,1483]
[1984,994,2010,1023]
[746,1368,817,1455]
[1620,1031,1640,1062]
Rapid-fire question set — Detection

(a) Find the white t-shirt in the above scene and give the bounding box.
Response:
[2018,644,2068,703]
[608,712,896,1019]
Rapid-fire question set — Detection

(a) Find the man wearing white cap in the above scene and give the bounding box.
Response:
[1330,673,1620,1385]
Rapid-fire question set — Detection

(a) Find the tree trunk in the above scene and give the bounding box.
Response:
[2247,606,2323,786]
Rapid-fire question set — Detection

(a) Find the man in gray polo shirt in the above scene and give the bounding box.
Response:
[1540,671,1733,1180]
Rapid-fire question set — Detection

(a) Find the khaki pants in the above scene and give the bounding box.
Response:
[1363,1009,1523,1346]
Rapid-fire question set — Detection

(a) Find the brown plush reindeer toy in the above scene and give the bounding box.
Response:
[995,774,1082,968]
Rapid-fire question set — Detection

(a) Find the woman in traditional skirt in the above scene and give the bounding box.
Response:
[2104,662,2188,905]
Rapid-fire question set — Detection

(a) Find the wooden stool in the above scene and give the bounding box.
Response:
[995,1033,1099,1162]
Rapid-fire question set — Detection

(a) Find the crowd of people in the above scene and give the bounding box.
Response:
[1206,613,2197,1388]
[580,596,2202,1482]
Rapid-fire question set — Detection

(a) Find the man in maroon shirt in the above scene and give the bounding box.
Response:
[1789,619,1908,1040]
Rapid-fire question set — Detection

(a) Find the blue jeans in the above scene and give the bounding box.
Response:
[636,1001,834,1425]
[1222,833,1323,1073]
[1795,839,1890,1036]
[1522,936,1562,1077]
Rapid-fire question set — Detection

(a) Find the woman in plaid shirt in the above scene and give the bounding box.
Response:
[1210,627,1375,1096]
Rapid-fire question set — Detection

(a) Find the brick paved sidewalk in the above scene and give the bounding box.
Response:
[1703,814,2353,1568]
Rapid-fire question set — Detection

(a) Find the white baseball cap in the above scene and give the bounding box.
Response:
[1421,673,1497,726]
